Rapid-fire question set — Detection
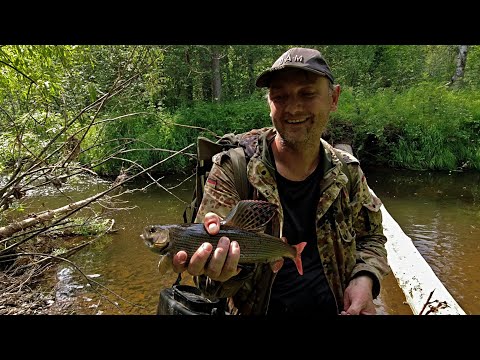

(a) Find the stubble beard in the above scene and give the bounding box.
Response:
[273,110,330,151]
[277,129,312,151]
[276,119,324,152]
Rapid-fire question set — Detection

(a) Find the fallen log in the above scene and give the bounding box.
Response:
[0,195,99,239]
[0,142,196,241]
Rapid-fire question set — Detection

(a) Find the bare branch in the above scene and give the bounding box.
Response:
[419,289,435,315]
[0,142,195,246]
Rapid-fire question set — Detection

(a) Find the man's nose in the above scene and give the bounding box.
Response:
[283,95,303,113]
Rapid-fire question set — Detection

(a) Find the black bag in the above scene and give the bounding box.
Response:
[157,284,227,315]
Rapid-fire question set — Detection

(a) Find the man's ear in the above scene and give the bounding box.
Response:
[330,84,341,112]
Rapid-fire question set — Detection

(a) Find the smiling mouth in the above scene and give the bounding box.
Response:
[286,119,307,124]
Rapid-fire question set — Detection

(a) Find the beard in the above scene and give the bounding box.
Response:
[274,118,323,151]
[276,128,313,150]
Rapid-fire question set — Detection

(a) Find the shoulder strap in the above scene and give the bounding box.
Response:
[183,136,251,223]
[228,147,249,200]
[183,137,223,223]
[333,148,353,199]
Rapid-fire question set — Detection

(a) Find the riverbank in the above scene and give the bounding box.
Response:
[0,264,74,315]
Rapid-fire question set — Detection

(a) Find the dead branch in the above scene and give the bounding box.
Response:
[419,289,435,315]
[0,195,101,240]
[0,218,146,314]
[0,142,195,248]
[110,155,187,204]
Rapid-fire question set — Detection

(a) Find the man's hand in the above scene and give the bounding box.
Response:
[340,275,376,315]
[171,212,241,282]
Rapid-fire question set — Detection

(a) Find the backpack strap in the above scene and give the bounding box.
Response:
[333,148,354,200]
[183,137,224,223]
[228,147,249,201]
[183,136,251,224]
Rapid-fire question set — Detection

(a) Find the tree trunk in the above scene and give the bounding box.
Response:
[184,47,194,104]
[450,45,468,86]
[212,48,222,102]
[200,48,212,101]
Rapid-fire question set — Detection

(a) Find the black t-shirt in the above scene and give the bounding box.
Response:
[267,150,338,315]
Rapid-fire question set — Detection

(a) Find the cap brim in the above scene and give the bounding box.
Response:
[255,65,333,88]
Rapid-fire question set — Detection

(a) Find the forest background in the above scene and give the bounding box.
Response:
[0,45,478,314]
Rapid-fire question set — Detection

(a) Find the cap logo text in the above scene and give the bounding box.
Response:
[279,54,303,65]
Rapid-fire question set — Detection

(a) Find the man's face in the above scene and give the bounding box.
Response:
[268,69,339,149]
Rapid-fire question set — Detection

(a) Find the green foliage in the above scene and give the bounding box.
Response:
[322,45,432,91]
[176,97,271,135]
[86,98,271,175]
[2,45,480,175]
[463,45,480,89]
[83,111,167,176]
[0,111,76,167]
[334,83,480,170]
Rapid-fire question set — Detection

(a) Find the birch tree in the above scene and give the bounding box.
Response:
[450,45,468,87]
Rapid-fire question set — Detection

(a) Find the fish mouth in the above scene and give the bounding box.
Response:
[140,233,155,248]
[141,229,169,254]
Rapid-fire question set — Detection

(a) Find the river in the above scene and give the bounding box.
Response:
[41,167,479,315]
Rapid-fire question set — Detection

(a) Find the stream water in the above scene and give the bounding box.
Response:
[31,167,480,315]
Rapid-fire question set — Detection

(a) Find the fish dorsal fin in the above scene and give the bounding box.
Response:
[220,200,278,231]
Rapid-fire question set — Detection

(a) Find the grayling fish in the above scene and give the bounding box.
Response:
[141,200,306,275]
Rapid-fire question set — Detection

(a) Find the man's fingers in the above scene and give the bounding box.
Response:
[205,237,231,279]
[219,240,241,280]
[172,251,188,273]
[187,242,213,276]
[344,306,360,315]
[204,212,221,235]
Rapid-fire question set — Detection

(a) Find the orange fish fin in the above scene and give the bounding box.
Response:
[293,242,306,276]
[221,200,278,231]
[270,258,284,273]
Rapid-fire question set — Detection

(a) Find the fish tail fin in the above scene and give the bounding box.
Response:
[293,242,307,275]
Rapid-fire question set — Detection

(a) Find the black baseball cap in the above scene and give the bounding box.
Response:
[256,47,335,88]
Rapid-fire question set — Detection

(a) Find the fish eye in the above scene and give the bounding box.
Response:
[149,227,156,233]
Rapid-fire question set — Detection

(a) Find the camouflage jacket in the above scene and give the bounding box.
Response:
[194,127,390,315]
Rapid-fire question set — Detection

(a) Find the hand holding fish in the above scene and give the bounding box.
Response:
[172,212,242,282]
[142,200,306,282]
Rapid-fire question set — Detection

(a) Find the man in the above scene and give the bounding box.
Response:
[172,47,390,315]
